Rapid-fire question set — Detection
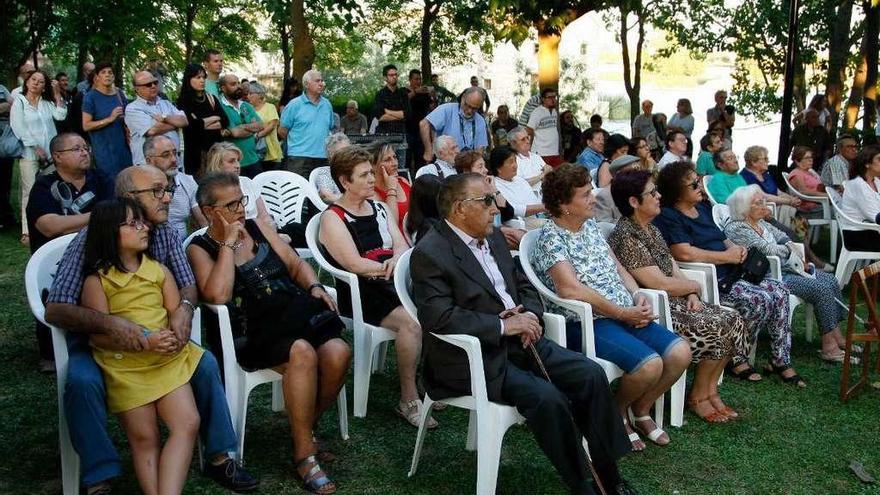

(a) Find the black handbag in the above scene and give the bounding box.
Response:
[719,247,770,292]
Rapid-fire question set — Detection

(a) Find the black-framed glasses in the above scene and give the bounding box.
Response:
[57,145,91,154]
[119,218,147,230]
[129,184,176,199]
[135,80,159,88]
[641,187,660,198]
[687,179,700,190]
[213,195,249,212]
[460,191,500,208]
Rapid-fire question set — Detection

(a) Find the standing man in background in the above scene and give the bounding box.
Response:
[203,49,223,97]
[526,87,562,167]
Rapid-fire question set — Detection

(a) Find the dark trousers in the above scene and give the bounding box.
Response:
[239,162,264,179]
[285,156,328,179]
[501,338,630,494]
[0,157,15,226]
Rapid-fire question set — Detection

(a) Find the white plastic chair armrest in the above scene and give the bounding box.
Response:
[202,303,242,388]
[768,255,782,280]
[680,268,709,302]
[634,288,673,328]
[677,262,720,305]
[542,312,566,348]
[431,333,490,406]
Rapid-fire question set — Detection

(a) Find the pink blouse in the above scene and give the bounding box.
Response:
[788,168,823,212]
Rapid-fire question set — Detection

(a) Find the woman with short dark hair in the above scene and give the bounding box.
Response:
[653,161,804,388]
[840,145,880,250]
[319,145,432,430]
[532,163,691,450]
[607,169,749,423]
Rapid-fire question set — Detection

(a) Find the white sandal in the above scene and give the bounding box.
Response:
[631,415,669,446]
[396,399,438,429]
[622,419,644,451]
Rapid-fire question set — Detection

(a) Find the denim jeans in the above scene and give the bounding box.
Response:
[64,335,237,485]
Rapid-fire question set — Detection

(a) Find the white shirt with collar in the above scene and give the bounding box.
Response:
[416,160,457,179]
[445,220,516,334]
[657,150,686,169]
[494,175,540,218]
[124,95,185,165]
[516,151,546,190]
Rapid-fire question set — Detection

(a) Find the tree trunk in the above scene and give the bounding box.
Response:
[420,0,442,81]
[184,1,196,63]
[620,5,645,123]
[536,30,561,91]
[843,2,873,130]
[825,0,854,137]
[862,3,879,142]
[793,50,807,112]
[280,22,291,87]
[291,0,315,82]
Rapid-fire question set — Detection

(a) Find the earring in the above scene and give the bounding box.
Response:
[563,210,570,215]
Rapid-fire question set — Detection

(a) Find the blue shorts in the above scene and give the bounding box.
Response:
[565,319,682,373]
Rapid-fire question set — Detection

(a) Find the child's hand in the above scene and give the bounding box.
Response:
[148,330,181,354]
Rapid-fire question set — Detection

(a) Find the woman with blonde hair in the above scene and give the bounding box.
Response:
[204,142,272,224]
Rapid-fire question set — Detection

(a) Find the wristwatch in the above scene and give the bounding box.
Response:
[180,298,196,313]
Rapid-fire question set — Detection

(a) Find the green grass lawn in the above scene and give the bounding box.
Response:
[1,214,879,494]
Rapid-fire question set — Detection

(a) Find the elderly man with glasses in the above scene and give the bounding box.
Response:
[419,86,489,163]
[124,70,188,166]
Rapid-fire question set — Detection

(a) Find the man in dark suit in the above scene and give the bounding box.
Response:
[411,173,635,495]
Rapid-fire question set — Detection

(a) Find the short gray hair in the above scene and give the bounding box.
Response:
[507,126,529,143]
[218,73,237,86]
[248,82,267,96]
[115,165,165,197]
[196,171,241,207]
[435,134,457,153]
[346,99,358,109]
[726,184,762,221]
[461,86,483,101]
[143,135,175,159]
[324,132,351,158]
[302,69,321,85]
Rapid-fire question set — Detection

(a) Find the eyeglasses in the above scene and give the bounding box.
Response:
[460,191,500,208]
[751,199,768,207]
[687,179,701,190]
[213,195,249,212]
[147,150,176,160]
[129,184,177,199]
[119,218,147,230]
[57,145,91,154]
[641,187,660,198]
[135,80,159,88]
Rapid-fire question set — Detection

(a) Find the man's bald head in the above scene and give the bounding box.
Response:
[115,165,165,197]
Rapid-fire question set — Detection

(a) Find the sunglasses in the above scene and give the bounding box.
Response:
[460,191,500,208]
[119,218,147,230]
[687,179,700,190]
[136,80,159,88]
[641,187,660,198]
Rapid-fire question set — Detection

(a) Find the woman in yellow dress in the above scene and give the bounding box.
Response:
[80,198,204,495]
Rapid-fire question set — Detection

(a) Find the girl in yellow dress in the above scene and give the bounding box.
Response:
[80,198,204,495]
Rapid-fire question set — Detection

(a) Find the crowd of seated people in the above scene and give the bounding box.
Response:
[26,74,880,495]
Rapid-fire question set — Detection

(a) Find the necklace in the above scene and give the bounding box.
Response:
[195,92,206,103]
[207,229,243,251]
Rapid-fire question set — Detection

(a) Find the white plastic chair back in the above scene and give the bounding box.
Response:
[253,170,326,227]
[25,233,79,495]
[712,204,731,230]
[827,188,880,286]
[307,166,330,207]
[597,221,616,239]
[305,214,397,417]
[702,175,718,205]
[781,171,837,263]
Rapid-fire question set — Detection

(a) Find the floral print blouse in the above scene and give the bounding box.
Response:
[532,218,633,321]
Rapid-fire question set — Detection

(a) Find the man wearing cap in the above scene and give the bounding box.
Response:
[594,155,642,223]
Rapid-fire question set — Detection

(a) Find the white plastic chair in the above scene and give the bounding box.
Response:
[253,170,327,259]
[183,228,350,462]
[782,171,837,263]
[702,176,718,205]
[519,230,686,428]
[25,233,79,495]
[827,189,880,288]
[393,248,568,494]
[305,215,397,418]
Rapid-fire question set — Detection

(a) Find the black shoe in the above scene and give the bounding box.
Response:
[204,458,260,493]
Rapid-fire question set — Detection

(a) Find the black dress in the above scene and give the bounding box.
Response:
[177,92,229,176]
[191,220,343,370]
[325,201,402,325]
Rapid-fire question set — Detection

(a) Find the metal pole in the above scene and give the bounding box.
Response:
[777,0,801,174]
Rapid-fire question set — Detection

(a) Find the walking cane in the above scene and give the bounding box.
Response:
[502,306,609,495]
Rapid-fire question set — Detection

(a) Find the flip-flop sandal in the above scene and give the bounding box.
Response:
[725,363,762,382]
[396,400,438,429]
[631,415,670,446]
[710,394,739,419]
[819,349,861,365]
[295,455,337,494]
[622,419,645,451]
[850,460,876,484]
[687,397,728,423]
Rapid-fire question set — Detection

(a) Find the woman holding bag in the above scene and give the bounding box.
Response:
[724,185,849,363]
[9,69,67,244]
